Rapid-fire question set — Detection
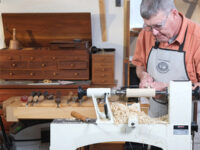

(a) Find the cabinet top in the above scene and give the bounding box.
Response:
[2,13,92,48]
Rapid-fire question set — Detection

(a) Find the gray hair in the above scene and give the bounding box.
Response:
[140,0,176,19]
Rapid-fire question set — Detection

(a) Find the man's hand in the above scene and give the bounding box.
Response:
[139,72,168,91]
[136,67,168,91]
[139,72,154,88]
[193,82,200,90]
[150,81,168,91]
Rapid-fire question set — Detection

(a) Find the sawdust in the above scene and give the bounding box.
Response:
[111,102,168,124]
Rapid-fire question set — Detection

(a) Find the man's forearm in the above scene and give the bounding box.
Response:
[136,66,146,79]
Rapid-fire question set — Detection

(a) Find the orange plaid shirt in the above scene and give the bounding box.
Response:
[132,13,200,83]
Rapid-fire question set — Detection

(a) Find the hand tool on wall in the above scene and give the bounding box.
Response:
[90,46,115,54]
[71,111,97,125]
[26,91,37,106]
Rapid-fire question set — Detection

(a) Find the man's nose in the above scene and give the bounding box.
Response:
[152,28,159,35]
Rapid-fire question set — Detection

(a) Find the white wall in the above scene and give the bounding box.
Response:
[0,0,124,87]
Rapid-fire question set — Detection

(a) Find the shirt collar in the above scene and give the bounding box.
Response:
[174,12,188,45]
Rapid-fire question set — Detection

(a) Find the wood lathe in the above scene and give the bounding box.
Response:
[50,81,199,150]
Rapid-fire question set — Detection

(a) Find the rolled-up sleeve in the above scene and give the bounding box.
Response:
[132,31,146,66]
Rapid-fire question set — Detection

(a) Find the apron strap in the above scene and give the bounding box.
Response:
[178,26,188,52]
[154,40,160,49]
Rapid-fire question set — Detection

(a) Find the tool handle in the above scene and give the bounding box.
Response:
[27,96,33,102]
[104,103,109,119]
[33,96,39,102]
[66,92,73,103]
[13,28,16,40]
[71,111,87,122]
[21,96,28,102]
[38,95,45,102]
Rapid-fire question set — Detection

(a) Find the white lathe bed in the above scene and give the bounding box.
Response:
[50,81,194,150]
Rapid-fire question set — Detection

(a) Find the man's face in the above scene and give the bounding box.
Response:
[143,11,173,42]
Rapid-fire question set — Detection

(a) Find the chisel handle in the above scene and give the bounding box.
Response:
[38,95,45,102]
[27,96,33,103]
[33,95,39,102]
[71,111,87,122]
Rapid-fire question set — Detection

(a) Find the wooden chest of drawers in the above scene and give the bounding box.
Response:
[92,52,115,85]
[0,49,89,80]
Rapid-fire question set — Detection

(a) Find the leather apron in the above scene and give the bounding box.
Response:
[146,29,189,118]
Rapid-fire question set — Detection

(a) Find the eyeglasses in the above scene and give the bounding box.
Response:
[143,14,169,31]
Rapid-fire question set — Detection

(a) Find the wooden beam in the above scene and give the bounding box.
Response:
[123,0,130,86]
[123,0,130,58]
[99,0,107,41]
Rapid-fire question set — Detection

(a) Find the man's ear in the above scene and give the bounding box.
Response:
[170,9,179,18]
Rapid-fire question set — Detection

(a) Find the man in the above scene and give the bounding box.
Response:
[132,0,200,118]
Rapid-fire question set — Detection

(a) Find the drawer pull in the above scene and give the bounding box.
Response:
[101,74,105,77]
[30,73,34,76]
[74,73,79,76]
[70,64,75,67]
[12,63,16,67]
[30,57,34,60]
[53,72,57,76]
[102,68,105,71]
[8,56,12,60]
[52,57,56,60]
[41,64,46,67]
[9,72,13,76]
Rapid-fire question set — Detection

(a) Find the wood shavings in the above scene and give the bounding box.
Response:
[111,102,168,124]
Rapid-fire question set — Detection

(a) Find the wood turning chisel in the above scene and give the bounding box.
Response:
[66,91,73,104]
[32,91,42,105]
[55,91,61,108]
[71,111,97,125]
[26,91,37,106]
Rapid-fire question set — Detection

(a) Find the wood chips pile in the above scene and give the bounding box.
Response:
[111,102,168,124]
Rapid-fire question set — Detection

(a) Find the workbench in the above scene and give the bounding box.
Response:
[3,96,149,122]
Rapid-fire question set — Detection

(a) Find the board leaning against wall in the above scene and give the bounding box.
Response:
[175,0,200,23]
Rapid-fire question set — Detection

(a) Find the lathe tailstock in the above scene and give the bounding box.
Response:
[50,81,194,150]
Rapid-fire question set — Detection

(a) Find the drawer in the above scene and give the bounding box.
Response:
[29,61,56,70]
[55,55,89,61]
[0,55,20,61]
[21,55,57,61]
[92,66,113,72]
[92,72,113,79]
[92,55,114,63]
[0,61,28,70]
[43,70,89,80]
[0,69,89,80]
[0,70,45,79]
[92,62,114,67]
[92,78,115,84]
[58,61,88,70]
